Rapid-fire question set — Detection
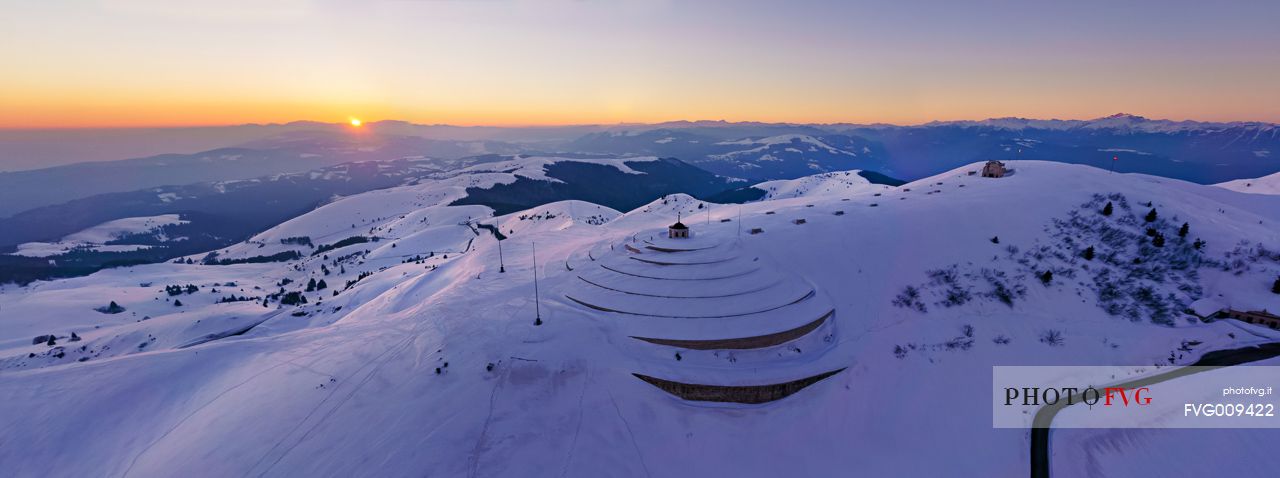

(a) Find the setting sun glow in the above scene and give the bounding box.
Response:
[0,2,1276,129]
[349,118,362,127]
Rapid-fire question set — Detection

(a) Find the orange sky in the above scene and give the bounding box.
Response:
[3,1,1278,129]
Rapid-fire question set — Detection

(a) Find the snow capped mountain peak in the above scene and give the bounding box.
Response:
[1099,112,1148,121]
[924,113,1277,134]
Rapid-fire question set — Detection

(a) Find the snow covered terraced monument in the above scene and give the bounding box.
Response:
[567,220,844,404]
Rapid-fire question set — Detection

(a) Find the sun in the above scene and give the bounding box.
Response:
[349,117,362,127]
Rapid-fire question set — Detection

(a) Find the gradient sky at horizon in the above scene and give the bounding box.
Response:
[2,0,1278,128]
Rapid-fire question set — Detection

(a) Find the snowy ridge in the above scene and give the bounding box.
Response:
[717,134,847,153]
[751,170,890,200]
[1215,171,1280,195]
[14,214,188,258]
[709,134,855,161]
[210,156,652,261]
[453,155,659,183]
[493,200,621,237]
[925,113,1280,134]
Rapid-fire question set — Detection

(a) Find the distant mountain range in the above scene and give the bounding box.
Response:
[0,132,523,217]
[3,114,1274,219]
[0,113,1274,282]
[570,114,1277,183]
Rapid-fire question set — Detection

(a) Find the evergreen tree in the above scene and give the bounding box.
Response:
[306,278,317,292]
[990,236,1000,244]
[101,300,126,313]
[1039,270,1053,285]
[46,335,56,346]
[316,279,328,290]
[280,291,307,306]
[1272,276,1280,295]
[1152,233,1165,248]
[1193,238,1205,250]
[173,299,183,307]
[1082,246,1095,261]
[1144,208,1158,222]
[1178,222,1189,238]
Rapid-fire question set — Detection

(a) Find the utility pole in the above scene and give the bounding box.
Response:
[497,234,505,273]
[737,206,742,238]
[532,241,542,326]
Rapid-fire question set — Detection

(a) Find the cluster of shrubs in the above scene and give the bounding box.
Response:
[165,284,199,296]
[892,325,978,359]
[32,332,80,346]
[313,236,373,256]
[889,193,1234,327]
[893,266,1026,312]
[279,291,307,306]
[280,236,314,247]
[343,271,374,292]
[205,251,302,265]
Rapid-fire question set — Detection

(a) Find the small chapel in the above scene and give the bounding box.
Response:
[668,214,690,239]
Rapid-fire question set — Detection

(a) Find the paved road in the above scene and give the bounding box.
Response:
[1030,341,1280,478]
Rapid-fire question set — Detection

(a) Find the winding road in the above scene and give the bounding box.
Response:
[1030,341,1280,478]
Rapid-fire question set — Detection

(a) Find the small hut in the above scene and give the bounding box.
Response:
[981,160,1007,178]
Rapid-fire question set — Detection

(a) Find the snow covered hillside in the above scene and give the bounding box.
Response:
[564,129,888,181]
[750,170,892,200]
[13,214,188,258]
[1,161,1278,477]
[1216,171,1280,195]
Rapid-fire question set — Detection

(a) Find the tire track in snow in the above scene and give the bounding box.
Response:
[558,368,590,478]
[249,325,420,477]
[121,345,326,478]
[467,361,508,478]
[605,383,652,478]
